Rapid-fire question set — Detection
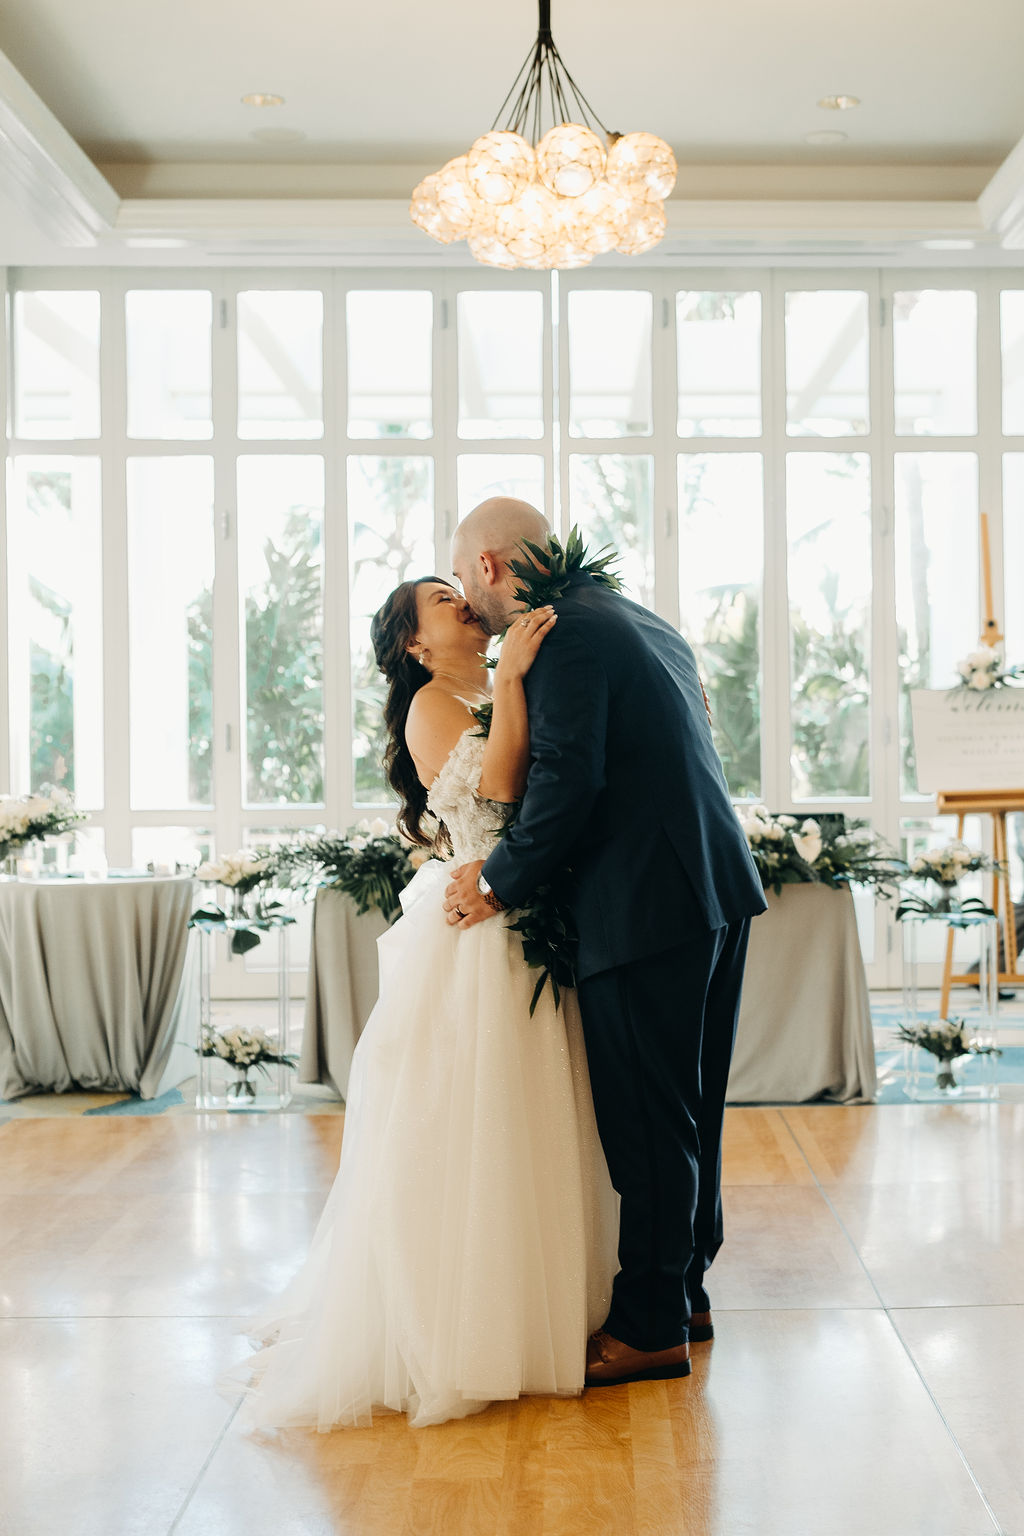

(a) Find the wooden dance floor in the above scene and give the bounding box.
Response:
[1,1104,1022,1535]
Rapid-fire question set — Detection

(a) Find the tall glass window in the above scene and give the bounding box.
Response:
[785,291,869,437]
[895,453,979,795]
[125,290,213,439]
[347,457,435,802]
[894,290,977,436]
[347,291,432,439]
[677,291,761,437]
[237,456,325,806]
[568,291,652,437]
[13,291,101,439]
[7,457,104,802]
[787,453,872,799]
[237,291,324,440]
[127,458,215,808]
[678,454,764,799]
[569,455,654,607]
[458,292,544,439]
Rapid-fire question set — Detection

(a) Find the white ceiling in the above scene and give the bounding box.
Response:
[0,0,1021,171]
[4,0,1024,264]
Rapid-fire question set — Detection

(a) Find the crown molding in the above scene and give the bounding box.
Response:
[977,129,1024,247]
[0,49,118,245]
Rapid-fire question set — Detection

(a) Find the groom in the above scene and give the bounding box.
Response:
[445,498,766,1386]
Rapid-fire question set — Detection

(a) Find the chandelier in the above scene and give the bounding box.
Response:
[410,1,677,270]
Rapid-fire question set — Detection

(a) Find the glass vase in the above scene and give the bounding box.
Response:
[226,1069,257,1104]
[933,1058,962,1094]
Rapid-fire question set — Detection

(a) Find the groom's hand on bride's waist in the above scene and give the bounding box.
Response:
[443,861,507,928]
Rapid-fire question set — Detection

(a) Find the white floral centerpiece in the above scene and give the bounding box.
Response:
[893,1016,1001,1093]
[191,850,290,954]
[737,805,903,899]
[0,785,88,870]
[953,644,1022,692]
[196,1025,298,1103]
[897,840,1001,922]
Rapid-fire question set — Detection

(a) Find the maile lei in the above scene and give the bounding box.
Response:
[472,528,623,1015]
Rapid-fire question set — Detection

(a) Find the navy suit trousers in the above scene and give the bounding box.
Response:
[577,919,751,1352]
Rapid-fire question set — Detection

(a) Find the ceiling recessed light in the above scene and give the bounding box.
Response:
[920,239,977,250]
[241,93,285,107]
[804,129,848,146]
[817,94,860,111]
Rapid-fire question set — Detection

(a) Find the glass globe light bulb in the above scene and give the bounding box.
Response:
[409,174,461,245]
[467,229,521,269]
[615,198,667,256]
[536,122,607,200]
[467,130,536,206]
[606,131,678,201]
[434,155,492,238]
[495,183,566,263]
[562,178,631,255]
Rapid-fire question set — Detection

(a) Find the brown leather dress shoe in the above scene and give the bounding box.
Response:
[585,1329,691,1387]
[689,1310,714,1343]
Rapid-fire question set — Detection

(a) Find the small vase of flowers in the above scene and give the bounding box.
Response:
[894,1017,1002,1096]
[196,1026,298,1107]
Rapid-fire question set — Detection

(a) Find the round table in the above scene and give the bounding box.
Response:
[0,874,197,1101]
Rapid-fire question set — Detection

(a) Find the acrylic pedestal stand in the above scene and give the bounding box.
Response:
[194,914,294,1110]
[901,910,999,1100]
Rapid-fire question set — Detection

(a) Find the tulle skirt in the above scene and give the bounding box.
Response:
[228,859,619,1430]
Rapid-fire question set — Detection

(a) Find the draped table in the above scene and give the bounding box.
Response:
[726,883,877,1105]
[0,874,198,1101]
[301,880,877,1106]
[299,887,388,1097]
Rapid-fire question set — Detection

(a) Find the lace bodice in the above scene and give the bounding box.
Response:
[427,729,510,865]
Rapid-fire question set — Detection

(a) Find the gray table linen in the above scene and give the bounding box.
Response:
[301,878,877,1107]
[299,887,389,1096]
[727,883,877,1105]
[0,876,197,1101]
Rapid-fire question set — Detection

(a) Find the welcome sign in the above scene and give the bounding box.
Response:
[911,689,1024,792]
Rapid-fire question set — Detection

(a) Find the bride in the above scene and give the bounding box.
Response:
[232,575,618,1430]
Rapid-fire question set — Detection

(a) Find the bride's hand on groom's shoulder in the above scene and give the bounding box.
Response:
[443,859,495,928]
[494,607,557,682]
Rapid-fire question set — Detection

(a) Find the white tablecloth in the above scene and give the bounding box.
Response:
[727,884,877,1105]
[0,875,198,1101]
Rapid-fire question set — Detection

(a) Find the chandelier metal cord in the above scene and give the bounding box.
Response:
[409,0,676,269]
[490,0,611,143]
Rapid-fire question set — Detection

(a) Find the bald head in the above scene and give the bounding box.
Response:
[451,498,551,634]
[453,498,550,566]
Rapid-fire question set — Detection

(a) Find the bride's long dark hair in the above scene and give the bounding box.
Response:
[370,576,456,849]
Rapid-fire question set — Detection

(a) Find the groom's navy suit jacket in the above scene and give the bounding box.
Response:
[481,572,767,983]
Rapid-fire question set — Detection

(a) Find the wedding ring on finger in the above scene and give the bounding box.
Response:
[454,907,467,920]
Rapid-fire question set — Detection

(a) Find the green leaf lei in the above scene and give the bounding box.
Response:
[472,528,623,1015]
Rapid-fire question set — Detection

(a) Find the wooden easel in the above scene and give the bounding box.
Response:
[937,512,1023,1016]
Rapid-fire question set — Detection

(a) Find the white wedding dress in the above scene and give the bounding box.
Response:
[232,729,619,1430]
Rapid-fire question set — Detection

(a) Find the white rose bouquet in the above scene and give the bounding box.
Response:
[196,851,273,893]
[738,805,904,899]
[0,784,88,861]
[190,849,291,954]
[893,1016,1001,1092]
[897,840,1001,922]
[953,644,1022,693]
[196,1025,298,1101]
